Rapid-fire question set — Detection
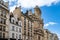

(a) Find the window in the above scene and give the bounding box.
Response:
[12,20,14,23]
[16,34,18,39]
[0,18,6,24]
[0,18,2,23]
[21,22,22,27]
[19,35,21,39]
[16,27,18,32]
[12,26,15,31]
[2,19,4,24]
[18,21,21,26]
[19,21,22,27]
[1,18,5,24]
[3,26,6,31]
[12,33,14,38]
[19,28,21,32]
[0,25,2,31]
[28,32,29,36]
[4,19,6,24]
[11,17,15,23]
[0,32,2,38]
[3,10,6,17]
[18,21,21,27]
[3,33,5,38]
[38,36,40,40]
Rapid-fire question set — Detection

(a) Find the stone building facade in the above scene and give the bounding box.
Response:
[44,29,59,40]
[52,34,59,40]
[12,5,44,40]
[0,0,59,40]
[0,0,9,40]
[9,7,34,40]
[32,6,44,40]
[8,12,22,40]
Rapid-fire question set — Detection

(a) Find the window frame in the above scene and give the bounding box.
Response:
[12,26,15,31]
[12,33,14,38]
[0,32,2,38]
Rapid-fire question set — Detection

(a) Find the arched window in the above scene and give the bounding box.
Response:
[11,17,15,23]
[18,21,22,27]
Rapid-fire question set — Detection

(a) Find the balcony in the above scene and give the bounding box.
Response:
[0,15,6,19]
[0,23,6,26]
[0,0,8,8]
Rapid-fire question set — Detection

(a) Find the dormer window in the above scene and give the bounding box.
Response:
[18,21,22,27]
[11,17,15,23]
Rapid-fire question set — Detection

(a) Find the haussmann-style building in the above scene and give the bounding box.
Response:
[0,0,59,40]
[0,0,9,40]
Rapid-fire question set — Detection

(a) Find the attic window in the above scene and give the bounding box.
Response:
[18,21,22,27]
[11,17,15,23]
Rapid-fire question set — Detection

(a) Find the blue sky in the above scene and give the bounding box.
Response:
[41,2,60,39]
[4,0,60,39]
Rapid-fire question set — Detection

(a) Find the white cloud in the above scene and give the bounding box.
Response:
[17,0,60,8]
[44,22,57,27]
[3,0,60,12]
[9,5,16,12]
[4,0,16,2]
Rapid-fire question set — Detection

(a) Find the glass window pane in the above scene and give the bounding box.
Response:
[3,26,6,31]
[12,33,14,38]
[19,35,21,39]
[0,25,2,31]
[19,28,21,32]
[0,32,2,38]
[3,10,6,17]
[12,26,15,31]
[3,33,5,38]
